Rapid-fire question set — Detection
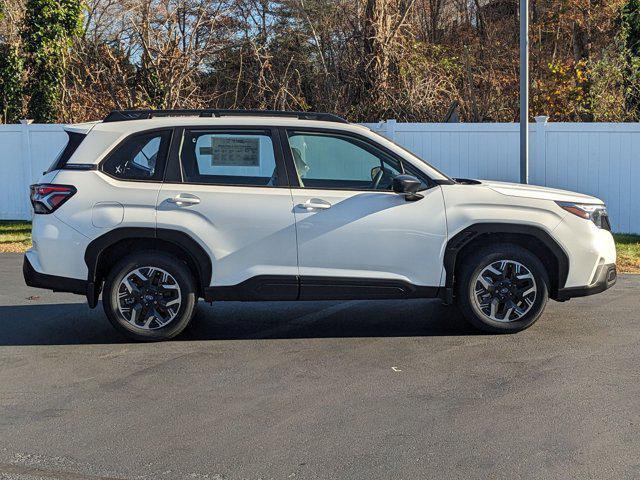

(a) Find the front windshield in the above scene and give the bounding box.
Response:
[369,130,454,182]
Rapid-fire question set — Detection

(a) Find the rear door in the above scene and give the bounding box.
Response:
[156,127,299,297]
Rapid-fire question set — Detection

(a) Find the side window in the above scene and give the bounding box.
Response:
[286,131,404,190]
[102,130,171,181]
[46,131,86,173]
[180,130,278,186]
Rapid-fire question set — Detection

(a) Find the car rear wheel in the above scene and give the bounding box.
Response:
[456,244,549,333]
[103,251,197,341]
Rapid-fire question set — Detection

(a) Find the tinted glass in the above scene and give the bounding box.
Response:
[102,130,171,181]
[180,131,278,186]
[287,132,405,190]
[46,131,86,173]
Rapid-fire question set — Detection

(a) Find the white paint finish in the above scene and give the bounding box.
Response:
[552,213,617,288]
[156,183,298,286]
[484,180,602,204]
[441,183,568,239]
[290,187,447,286]
[20,117,617,296]
[53,170,161,239]
[3,120,640,233]
[91,202,124,228]
[28,213,90,280]
[440,180,617,288]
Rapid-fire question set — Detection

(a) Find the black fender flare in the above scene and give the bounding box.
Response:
[443,223,569,301]
[84,227,212,307]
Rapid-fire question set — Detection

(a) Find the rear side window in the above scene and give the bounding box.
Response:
[102,130,172,181]
[46,131,86,173]
[179,130,280,186]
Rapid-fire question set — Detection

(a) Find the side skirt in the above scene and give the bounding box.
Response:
[204,275,441,302]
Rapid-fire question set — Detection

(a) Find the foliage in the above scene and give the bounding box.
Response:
[0,43,24,123]
[20,0,83,122]
[3,0,640,123]
[589,48,633,121]
[533,60,590,120]
[619,0,640,119]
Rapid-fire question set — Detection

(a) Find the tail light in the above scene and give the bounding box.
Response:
[29,184,77,214]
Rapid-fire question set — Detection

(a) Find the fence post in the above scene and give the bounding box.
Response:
[534,116,548,186]
[20,119,34,220]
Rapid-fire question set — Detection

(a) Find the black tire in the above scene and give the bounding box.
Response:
[456,243,549,334]
[102,251,197,341]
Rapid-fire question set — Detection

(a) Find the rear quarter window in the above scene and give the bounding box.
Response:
[101,130,172,181]
[46,131,87,173]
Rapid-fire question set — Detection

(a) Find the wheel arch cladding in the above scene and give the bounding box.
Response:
[84,228,212,306]
[444,223,569,299]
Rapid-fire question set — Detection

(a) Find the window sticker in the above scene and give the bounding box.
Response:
[198,136,260,167]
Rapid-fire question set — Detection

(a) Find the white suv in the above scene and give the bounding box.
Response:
[24,110,617,341]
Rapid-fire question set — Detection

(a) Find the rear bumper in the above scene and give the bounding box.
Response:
[556,263,617,301]
[23,255,87,295]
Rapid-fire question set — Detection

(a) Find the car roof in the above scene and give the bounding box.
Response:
[67,113,451,182]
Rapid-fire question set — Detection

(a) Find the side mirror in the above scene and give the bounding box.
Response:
[392,175,423,201]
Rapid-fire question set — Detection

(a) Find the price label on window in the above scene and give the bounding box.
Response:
[199,137,260,167]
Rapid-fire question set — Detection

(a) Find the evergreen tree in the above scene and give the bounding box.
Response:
[0,1,24,123]
[21,0,83,122]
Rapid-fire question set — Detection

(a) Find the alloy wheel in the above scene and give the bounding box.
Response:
[472,259,537,323]
[117,266,182,330]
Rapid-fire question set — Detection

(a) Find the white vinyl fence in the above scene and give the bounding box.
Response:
[0,122,67,220]
[1,118,639,233]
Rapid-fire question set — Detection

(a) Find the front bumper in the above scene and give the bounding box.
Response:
[556,263,617,301]
[23,255,87,295]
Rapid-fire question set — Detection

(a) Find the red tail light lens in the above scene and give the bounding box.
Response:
[30,184,77,214]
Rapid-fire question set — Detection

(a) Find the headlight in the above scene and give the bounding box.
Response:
[556,201,611,231]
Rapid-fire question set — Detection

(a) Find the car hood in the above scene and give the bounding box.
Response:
[477,180,603,204]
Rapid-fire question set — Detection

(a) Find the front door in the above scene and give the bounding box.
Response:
[283,129,447,298]
[156,127,299,298]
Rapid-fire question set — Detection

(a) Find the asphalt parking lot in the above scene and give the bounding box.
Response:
[0,253,639,480]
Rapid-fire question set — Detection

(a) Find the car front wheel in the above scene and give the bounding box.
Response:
[456,244,549,333]
[102,251,197,341]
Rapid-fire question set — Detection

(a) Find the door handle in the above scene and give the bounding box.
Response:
[299,199,331,210]
[168,194,200,206]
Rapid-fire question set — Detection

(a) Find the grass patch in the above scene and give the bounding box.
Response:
[1,221,639,273]
[0,221,32,253]
[613,234,640,274]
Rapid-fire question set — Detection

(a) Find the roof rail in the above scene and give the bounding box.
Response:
[102,109,349,124]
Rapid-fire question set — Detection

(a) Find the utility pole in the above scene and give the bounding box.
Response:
[520,0,529,184]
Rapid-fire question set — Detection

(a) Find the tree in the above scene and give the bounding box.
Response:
[7,0,635,123]
[619,0,640,118]
[0,43,24,123]
[21,0,83,122]
[0,0,25,123]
